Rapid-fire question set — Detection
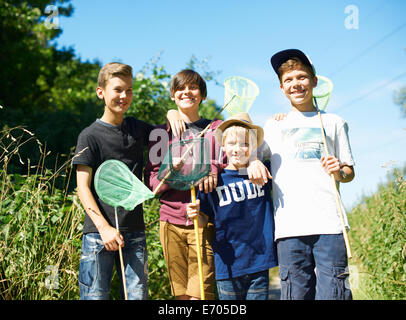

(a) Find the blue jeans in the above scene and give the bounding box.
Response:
[79,232,148,300]
[277,234,352,300]
[216,270,269,300]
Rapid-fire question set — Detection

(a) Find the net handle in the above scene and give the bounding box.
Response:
[313,81,352,259]
[114,207,128,300]
[153,95,236,195]
[191,186,205,299]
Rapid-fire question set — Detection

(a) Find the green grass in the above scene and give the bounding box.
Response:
[0,126,171,300]
[348,166,406,300]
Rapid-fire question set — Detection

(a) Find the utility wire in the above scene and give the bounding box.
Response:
[320,0,388,57]
[328,21,406,77]
[338,71,406,111]
[356,135,406,156]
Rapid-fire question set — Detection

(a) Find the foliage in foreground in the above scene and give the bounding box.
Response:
[348,166,406,300]
[0,127,171,299]
[0,0,221,300]
[3,127,405,300]
[0,127,82,299]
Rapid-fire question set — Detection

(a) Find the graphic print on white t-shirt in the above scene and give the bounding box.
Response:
[281,127,326,161]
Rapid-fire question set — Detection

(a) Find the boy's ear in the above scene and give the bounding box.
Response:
[312,76,318,88]
[96,87,104,100]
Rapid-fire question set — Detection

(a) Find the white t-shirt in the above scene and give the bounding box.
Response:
[263,111,355,240]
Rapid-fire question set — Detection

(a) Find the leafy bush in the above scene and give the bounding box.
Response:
[0,127,172,299]
[348,166,406,299]
[0,127,82,299]
[1,1,222,300]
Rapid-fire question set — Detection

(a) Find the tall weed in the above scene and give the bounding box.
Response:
[0,127,82,299]
[0,126,171,299]
[348,166,406,300]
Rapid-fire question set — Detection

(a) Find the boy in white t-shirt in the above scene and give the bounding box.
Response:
[263,49,355,300]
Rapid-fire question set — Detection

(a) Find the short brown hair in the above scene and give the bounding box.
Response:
[277,57,315,82]
[170,69,207,100]
[97,62,133,89]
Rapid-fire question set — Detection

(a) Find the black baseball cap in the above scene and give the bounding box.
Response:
[270,49,316,76]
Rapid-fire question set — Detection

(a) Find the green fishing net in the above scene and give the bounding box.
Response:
[94,159,155,210]
[154,76,259,192]
[313,75,333,111]
[224,76,259,115]
[157,137,211,191]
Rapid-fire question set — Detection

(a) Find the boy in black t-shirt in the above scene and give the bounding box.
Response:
[73,62,178,300]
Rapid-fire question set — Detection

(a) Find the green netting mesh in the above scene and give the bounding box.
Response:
[94,159,155,210]
[157,138,211,191]
[224,76,259,115]
[313,75,333,111]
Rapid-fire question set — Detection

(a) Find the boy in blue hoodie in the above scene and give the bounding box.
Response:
[187,112,277,300]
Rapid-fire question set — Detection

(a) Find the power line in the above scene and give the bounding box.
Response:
[338,71,406,111]
[320,0,388,57]
[328,21,406,77]
[355,135,406,156]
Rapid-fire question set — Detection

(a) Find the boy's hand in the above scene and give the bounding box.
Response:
[198,172,218,193]
[99,225,124,251]
[186,199,208,227]
[321,156,355,182]
[76,165,124,251]
[186,199,200,220]
[273,113,287,121]
[321,155,340,179]
[172,157,184,171]
[247,159,272,186]
[166,109,186,138]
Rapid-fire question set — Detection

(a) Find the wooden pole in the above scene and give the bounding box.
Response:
[115,207,129,299]
[316,109,352,259]
[190,185,205,300]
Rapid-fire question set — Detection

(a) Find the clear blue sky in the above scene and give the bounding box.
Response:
[54,0,406,210]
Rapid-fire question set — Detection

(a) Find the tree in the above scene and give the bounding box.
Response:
[0,0,74,114]
[0,0,88,171]
[186,54,224,120]
[0,1,223,173]
[394,87,406,118]
[393,48,406,118]
[128,53,223,126]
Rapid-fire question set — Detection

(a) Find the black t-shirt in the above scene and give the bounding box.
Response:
[185,118,211,132]
[73,117,154,234]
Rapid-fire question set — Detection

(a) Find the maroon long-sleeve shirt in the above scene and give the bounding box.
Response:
[144,118,225,226]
